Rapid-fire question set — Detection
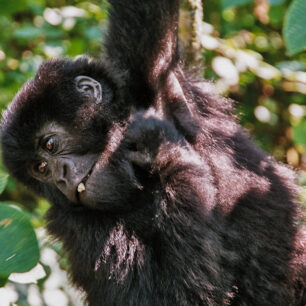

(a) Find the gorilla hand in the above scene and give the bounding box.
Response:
[125,112,184,169]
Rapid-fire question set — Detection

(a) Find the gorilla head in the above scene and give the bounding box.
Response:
[1,58,149,212]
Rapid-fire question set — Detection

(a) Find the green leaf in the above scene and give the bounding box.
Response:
[283,0,306,55]
[44,28,64,40]
[276,61,306,72]
[0,276,8,287]
[269,5,286,26]
[267,0,285,5]
[221,0,252,10]
[0,204,39,281]
[0,0,45,16]
[0,1,27,15]
[84,26,102,40]
[0,175,8,195]
[293,119,306,146]
[14,25,44,40]
[37,262,51,288]
[67,38,86,56]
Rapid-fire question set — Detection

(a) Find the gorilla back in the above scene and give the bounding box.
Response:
[1,0,305,305]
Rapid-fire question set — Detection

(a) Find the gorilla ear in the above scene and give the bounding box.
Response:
[75,75,102,104]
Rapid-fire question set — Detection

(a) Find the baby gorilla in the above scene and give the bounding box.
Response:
[1,0,305,305]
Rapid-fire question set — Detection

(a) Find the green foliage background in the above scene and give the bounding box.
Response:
[0,0,305,304]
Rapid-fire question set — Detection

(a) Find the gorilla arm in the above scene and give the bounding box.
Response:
[105,0,180,108]
[105,0,199,140]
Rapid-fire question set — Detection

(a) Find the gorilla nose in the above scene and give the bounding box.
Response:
[53,157,84,203]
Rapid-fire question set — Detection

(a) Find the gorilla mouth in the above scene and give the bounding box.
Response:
[76,162,96,200]
[77,182,86,193]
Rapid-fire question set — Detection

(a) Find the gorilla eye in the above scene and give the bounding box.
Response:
[46,138,54,151]
[37,161,48,174]
[42,136,58,153]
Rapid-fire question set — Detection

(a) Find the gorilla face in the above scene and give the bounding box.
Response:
[28,121,141,211]
[29,121,98,204]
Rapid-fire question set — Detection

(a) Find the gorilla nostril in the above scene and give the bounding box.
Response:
[63,164,68,178]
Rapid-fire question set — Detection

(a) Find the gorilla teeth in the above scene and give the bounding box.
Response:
[77,182,86,193]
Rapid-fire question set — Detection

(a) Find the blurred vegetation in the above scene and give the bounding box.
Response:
[0,0,305,305]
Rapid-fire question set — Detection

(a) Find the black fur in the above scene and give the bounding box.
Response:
[1,0,305,305]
